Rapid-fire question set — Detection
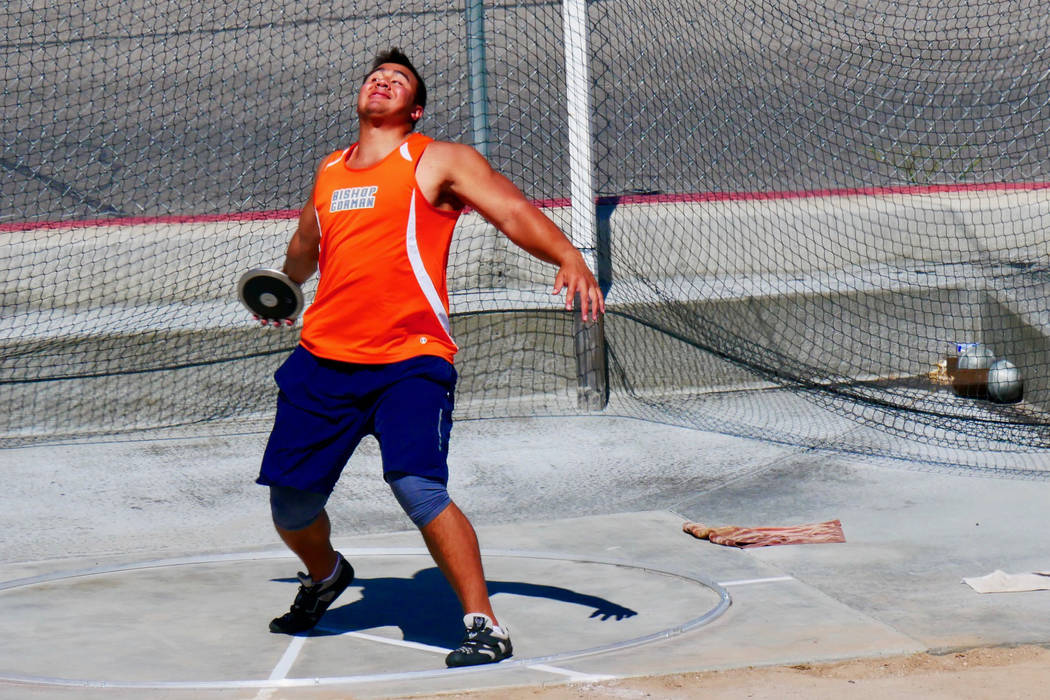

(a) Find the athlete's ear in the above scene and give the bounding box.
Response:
[410,105,424,123]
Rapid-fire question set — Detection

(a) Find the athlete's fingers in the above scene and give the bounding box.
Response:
[576,280,591,320]
[571,277,587,315]
[590,283,606,317]
[576,280,605,322]
[555,263,606,319]
[552,269,567,302]
[557,281,575,311]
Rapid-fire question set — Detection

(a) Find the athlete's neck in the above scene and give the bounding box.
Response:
[349,122,415,169]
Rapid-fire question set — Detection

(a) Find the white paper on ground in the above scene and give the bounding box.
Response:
[962,570,1050,593]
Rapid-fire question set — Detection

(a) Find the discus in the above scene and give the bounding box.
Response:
[237,268,304,322]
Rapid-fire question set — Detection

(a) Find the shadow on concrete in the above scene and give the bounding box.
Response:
[273,566,638,648]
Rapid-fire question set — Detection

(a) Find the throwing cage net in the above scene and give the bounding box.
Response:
[3,1,1049,473]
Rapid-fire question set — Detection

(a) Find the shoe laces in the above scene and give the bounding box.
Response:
[458,619,495,649]
[288,573,322,612]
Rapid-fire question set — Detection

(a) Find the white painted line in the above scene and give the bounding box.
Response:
[269,635,307,681]
[717,575,795,587]
[253,636,308,700]
[528,663,617,682]
[0,548,731,690]
[339,630,451,656]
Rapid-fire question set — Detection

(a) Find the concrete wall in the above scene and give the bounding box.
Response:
[7,188,1049,306]
[3,190,1049,439]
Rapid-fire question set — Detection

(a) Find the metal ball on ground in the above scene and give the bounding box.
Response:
[987,359,1023,404]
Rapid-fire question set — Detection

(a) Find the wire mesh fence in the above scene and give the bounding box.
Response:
[3,1,1049,472]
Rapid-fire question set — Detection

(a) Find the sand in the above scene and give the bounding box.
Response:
[425,645,1050,700]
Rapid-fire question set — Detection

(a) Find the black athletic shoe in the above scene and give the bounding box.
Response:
[445,614,513,667]
[269,553,354,634]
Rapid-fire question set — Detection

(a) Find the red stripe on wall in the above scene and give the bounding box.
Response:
[6,180,1050,232]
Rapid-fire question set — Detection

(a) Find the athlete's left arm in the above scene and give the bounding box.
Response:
[429,142,605,321]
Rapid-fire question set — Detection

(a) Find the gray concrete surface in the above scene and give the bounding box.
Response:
[7,5,1050,695]
[2,407,1049,698]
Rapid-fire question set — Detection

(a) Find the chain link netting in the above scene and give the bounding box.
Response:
[3,1,1049,472]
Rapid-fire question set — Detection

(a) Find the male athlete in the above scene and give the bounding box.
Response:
[256,49,604,667]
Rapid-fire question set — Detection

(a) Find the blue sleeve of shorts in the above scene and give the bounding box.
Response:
[387,473,452,528]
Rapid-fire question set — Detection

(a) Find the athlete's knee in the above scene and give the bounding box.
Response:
[387,473,451,529]
[269,485,330,531]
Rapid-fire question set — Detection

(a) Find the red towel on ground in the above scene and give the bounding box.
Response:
[683,519,845,548]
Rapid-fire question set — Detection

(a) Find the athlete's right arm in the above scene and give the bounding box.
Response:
[282,198,320,285]
[282,161,325,285]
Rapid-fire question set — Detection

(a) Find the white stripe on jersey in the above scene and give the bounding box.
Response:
[323,147,351,170]
[404,190,456,345]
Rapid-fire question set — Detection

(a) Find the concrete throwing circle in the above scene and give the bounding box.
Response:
[0,548,730,690]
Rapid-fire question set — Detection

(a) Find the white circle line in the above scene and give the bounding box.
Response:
[0,547,731,690]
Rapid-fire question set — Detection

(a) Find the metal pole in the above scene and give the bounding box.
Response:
[562,0,607,410]
[465,0,490,159]
[562,0,595,253]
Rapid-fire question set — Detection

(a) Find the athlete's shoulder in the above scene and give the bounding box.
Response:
[418,139,486,170]
[318,145,354,172]
[418,136,471,154]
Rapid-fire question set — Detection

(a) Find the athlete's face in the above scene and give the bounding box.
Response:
[358,63,423,124]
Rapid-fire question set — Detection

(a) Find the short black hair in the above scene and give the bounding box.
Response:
[368,48,427,111]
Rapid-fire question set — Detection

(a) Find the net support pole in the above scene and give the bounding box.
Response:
[465,0,490,159]
[563,0,607,411]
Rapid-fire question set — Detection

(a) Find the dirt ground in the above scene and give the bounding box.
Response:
[425,645,1050,699]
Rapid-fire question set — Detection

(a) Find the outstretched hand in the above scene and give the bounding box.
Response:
[553,255,605,322]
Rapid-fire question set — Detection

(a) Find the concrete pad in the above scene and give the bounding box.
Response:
[0,416,793,564]
[2,414,1050,699]
[0,517,729,697]
[680,453,1050,649]
[0,511,916,699]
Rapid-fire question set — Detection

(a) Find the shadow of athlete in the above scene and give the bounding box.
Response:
[274,566,638,649]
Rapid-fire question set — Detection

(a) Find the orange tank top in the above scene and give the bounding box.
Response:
[300,133,461,364]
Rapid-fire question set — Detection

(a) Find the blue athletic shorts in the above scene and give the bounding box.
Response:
[256,345,456,495]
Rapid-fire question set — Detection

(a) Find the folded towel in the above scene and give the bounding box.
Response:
[683,519,845,548]
[962,570,1050,593]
